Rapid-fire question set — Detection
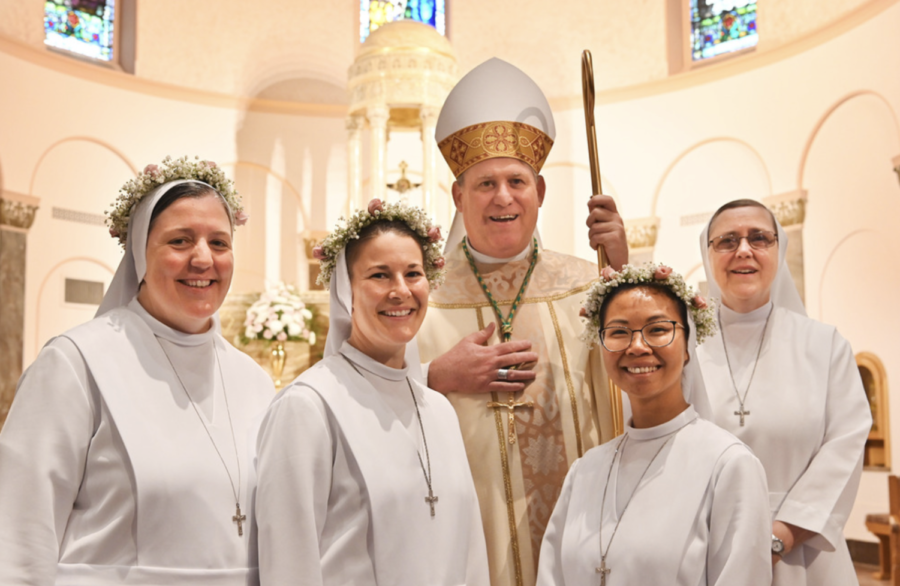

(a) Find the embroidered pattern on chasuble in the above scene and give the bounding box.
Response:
[437,121,554,177]
[427,245,602,579]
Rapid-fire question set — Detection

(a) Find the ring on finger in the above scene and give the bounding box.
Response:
[497,368,510,381]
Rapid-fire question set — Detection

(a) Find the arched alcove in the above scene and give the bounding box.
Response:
[857,352,890,470]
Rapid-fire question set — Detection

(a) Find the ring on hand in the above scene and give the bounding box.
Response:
[497,368,510,381]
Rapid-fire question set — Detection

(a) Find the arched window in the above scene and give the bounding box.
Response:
[360,0,446,42]
[857,352,891,470]
[689,0,758,62]
[44,0,135,73]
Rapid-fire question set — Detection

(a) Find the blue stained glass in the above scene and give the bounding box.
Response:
[360,0,446,43]
[690,0,757,62]
[44,0,115,62]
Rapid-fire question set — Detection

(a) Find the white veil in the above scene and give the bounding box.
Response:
[698,207,807,316]
[95,179,217,317]
[324,248,425,384]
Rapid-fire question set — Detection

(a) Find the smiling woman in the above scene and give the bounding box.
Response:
[256,199,490,585]
[0,158,275,585]
[536,262,771,586]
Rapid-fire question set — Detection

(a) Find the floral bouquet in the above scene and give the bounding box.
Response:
[240,282,316,345]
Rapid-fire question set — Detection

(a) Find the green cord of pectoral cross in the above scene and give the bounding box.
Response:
[462,237,539,343]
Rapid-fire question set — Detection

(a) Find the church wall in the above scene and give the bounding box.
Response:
[548,1,900,542]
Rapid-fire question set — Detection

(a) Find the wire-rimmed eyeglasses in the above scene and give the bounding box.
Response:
[599,320,685,353]
[707,230,778,253]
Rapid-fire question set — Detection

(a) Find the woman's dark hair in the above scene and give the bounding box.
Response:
[598,282,690,340]
[148,183,230,233]
[345,220,426,276]
[708,199,777,234]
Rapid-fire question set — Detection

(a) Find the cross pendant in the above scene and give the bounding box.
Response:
[734,407,750,427]
[595,558,611,586]
[233,503,246,536]
[425,488,439,517]
[487,393,534,445]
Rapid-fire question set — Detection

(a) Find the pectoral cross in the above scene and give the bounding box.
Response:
[596,558,611,586]
[734,406,750,427]
[487,393,534,445]
[233,503,246,536]
[425,487,439,517]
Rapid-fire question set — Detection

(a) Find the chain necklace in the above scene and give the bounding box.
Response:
[717,304,773,427]
[462,237,539,343]
[596,431,677,585]
[343,356,439,516]
[155,336,246,536]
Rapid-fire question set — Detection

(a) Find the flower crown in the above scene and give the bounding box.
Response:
[106,155,246,247]
[580,262,717,347]
[313,198,446,289]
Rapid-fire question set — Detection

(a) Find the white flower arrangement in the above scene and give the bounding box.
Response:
[240,282,317,345]
[580,262,717,347]
[313,198,445,289]
[107,155,246,248]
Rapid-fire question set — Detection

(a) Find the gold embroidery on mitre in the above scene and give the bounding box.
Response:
[438,121,554,177]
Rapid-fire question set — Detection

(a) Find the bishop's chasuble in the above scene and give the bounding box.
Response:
[416,242,616,586]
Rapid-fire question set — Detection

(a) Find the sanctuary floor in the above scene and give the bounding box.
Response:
[857,563,889,585]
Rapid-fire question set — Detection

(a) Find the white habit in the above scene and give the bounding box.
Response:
[698,302,871,585]
[255,342,490,586]
[536,406,771,586]
[0,298,274,585]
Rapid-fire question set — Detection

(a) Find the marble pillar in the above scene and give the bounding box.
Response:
[420,106,439,218]
[0,191,39,427]
[624,216,660,266]
[367,106,390,202]
[346,115,364,212]
[764,190,807,303]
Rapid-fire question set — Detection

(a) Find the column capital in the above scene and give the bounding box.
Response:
[346,114,365,133]
[366,106,390,128]
[0,191,40,231]
[624,216,660,250]
[419,105,440,126]
[763,190,807,227]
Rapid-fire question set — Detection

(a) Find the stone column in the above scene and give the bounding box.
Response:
[367,106,390,202]
[0,191,39,427]
[764,190,808,303]
[420,106,439,218]
[346,115,364,212]
[624,216,660,266]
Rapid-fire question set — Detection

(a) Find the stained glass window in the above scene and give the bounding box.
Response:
[44,0,116,62]
[690,0,757,62]
[360,0,446,43]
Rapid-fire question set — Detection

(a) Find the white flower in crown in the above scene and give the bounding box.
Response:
[240,282,317,345]
[579,262,717,347]
[106,155,245,248]
[313,198,446,290]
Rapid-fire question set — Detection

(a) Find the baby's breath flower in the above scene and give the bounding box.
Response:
[240,282,317,345]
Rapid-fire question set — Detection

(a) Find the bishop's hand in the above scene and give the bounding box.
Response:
[427,323,538,395]
[587,194,628,270]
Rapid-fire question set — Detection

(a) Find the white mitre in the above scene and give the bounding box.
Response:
[435,58,556,178]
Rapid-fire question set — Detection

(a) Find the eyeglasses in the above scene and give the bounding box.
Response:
[707,230,778,253]
[599,320,685,353]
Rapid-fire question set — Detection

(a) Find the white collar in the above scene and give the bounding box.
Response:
[625,405,697,441]
[719,300,774,326]
[464,237,531,263]
[339,340,410,382]
[128,297,217,347]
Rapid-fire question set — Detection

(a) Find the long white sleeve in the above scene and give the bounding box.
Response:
[0,340,95,585]
[535,459,579,586]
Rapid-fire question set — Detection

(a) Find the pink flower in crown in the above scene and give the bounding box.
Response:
[203,160,217,169]
[579,307,588,318]
[108,227,120,239]
[600,266,617,280]
[234,210,249,226]
[312,245,326,260]
[433,256,445,269]
[143,164,161,178]
[367,198,384,215]
[654,265,673,280]
[692,295,708,309]
[427,226,442,243]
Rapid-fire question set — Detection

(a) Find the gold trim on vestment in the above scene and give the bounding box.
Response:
[479,309,524,586]
[547,300,583,458]
[437,120,554,177]
[428,281,597,310]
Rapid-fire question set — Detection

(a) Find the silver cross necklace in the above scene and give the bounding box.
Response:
[718,304,773,427]
[156,336,245,536]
